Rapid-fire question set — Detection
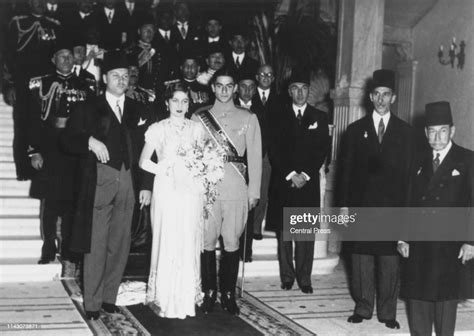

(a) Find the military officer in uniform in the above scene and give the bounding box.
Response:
[398,101,474,336]
[125,53,156,105]
[193,68,262,315]
[5,0,60,180]
[28,41,94,274]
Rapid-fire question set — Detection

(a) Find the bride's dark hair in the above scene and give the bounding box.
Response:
[163,81,189,101]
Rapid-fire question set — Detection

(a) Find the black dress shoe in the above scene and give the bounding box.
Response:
[101,303,120,313]
[38,257,54,264]
[85,311,100,320]
[220,292,240,315]
[300,286,313,294]
[280,282,293,290]
[380,319,400,329]
[253,233,263,240]
[347,314,370,323]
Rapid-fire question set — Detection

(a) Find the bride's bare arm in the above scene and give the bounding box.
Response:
[139,142,159,174]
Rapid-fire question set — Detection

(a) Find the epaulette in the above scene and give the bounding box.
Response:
[29,74,52,90]
[44,16,61,25]
[9,15,28,26]
[235,105,249,112]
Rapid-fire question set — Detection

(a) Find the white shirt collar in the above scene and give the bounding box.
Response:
[79,11,90,19]
[433,141,452,164]
[177,21,188,28]
[372,111,391,134]
[232,52,245,63]
[159,29,170,38]
[239,99,252,108]
[292,103,307,116]
[104,7,115,16]
[105,91,125,122]
[47,3,57,11]
[208,36,220,42]
[258,88,270,99]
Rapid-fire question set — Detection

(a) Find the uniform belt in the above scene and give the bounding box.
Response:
[223,154,245,163]
[51,117,69,128]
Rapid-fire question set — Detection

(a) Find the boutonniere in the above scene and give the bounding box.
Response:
[308,121,318,130]
[363,131,368,139]
[138,117,147,126]
[451,169,460,176]
[417,167,422,175]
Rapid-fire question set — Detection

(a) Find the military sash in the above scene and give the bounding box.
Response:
[196,109,247,184]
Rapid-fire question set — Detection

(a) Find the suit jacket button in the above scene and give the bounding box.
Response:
[421,196,426,200]
[439,183,444,187]
[435,196,440,200]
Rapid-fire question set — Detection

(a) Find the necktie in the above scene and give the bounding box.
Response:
[433,153,440,173]
[261,91,267,105]
[107,11,113,23]
[235,56,241,68]
[164,31,169,41]
[378,118,385,144]
[180,25,186,39]
[116,100,122,122]
[297,109,302,125]
[74,65,80,76]
[127,3,133,14]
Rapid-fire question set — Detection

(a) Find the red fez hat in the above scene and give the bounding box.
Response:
[425,101,453,126]
[372,69,395,91]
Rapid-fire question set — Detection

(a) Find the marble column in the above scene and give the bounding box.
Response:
[326,0,386,255]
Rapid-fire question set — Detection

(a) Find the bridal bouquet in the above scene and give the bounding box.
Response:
[177,138,226,218]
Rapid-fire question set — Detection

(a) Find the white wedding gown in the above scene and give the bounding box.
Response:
[145,118,204,319]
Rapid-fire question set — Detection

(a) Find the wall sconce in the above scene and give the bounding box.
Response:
[438,37,466,69]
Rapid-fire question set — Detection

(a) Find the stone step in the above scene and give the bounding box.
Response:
[0,216,40,237]
[0,152,13,161]
[0,161,17,178]
[0,239,43,259]
[0,197,40,216]
[0,146,13,156]
[0,117,13,125]
[0,138,12,146]
[0,178,30,196]
[0,258,61,282]
[0,131,13,141]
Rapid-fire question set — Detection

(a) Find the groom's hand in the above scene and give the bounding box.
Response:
[139,190,152,209]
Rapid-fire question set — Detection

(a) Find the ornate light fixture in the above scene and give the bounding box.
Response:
[438,37,466,69]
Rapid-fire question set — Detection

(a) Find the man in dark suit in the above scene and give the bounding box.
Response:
[171,1,200,58]
[253,64,280,240]
[227,29,258,83]
[95,0,127,50]
[199,15,227,58]
[266,71,330,294]
[62,0,96,46]
[117,0,147,46]
[61,51,152,320]
[340,69,416,329]
[178,53,210,117]
[398,101,474,336]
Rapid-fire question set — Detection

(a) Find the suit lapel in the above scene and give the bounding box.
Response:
[427,145,457,191]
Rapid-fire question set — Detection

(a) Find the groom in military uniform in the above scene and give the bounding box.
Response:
[193,68,262,315]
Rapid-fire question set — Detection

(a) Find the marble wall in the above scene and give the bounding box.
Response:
[412,0,474,149]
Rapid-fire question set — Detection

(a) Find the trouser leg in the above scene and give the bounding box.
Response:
[376,255,400,320]
[238,209,254,261]
[295,241,314,288]
[102,166,134,305]
[407,299,434,336]
[434,300,458,336]
[276,231,296,285]
[351,254,375,318]
[40,199,59,260]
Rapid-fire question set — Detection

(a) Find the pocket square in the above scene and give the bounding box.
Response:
[308,121,318,130]
[138,117,147,126]
[451,169,460,176]
[417,167,422,175]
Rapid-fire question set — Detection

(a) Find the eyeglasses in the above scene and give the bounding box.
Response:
[258,72,273,78]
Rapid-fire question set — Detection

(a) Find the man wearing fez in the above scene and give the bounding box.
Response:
[5,0,60,180]
[339,69,416,329]
[398,101,474,336]
[196,43,226,86]
[28,41,95,271]
[193,68,262,315]
[266,71,330,294]
[61,51,152,320]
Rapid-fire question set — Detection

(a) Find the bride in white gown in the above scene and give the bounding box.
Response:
[139,84,205,319]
